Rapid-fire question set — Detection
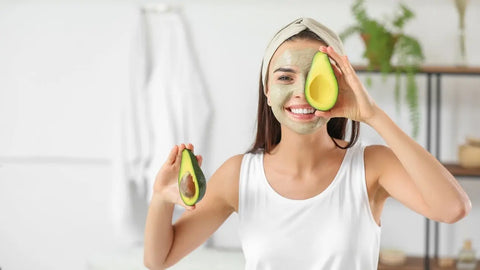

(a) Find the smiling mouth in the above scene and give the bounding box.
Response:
[288,107,316,115]
[285,106,317,120]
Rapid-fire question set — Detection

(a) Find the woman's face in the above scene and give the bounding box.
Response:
[266,39,329,135]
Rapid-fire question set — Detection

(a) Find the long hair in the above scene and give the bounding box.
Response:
[248,30,360,154]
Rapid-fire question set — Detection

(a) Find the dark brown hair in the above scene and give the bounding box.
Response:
[248,29,360,154]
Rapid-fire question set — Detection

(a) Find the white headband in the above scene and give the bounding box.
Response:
[261,18,346,90]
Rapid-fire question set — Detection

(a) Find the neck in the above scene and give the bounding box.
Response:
[269,125,337,171]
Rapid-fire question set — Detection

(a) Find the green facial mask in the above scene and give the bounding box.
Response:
[268,48,328,134]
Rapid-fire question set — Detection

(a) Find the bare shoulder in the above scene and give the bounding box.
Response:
[364,144,398,180]
[220,154,244,170]
[208,154,244,212]
[364,144,396,163]
[213,154,244,181]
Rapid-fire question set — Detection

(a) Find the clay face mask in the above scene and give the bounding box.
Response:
[261,18,346,90]
[268,47,328,134]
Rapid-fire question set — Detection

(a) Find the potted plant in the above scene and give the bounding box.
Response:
[340,0,424,138]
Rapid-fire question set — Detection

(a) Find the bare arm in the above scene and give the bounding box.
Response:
[366,109,471,223]
[144,144,241,269]
[316,45,471,224]
[144,196,175,270]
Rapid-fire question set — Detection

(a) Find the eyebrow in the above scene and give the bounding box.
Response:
[273,67,296,73]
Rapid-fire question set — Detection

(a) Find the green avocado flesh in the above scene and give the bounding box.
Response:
[178,149,206,206]
[305,52,339,111]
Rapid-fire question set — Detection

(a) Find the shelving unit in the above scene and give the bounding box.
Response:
[354,65,480,270]
[443,163,480,177]
[379,257,480,270]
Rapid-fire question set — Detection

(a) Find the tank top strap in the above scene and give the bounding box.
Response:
[238,152,263,224]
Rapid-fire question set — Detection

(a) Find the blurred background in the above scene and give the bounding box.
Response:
[0,0,479,269]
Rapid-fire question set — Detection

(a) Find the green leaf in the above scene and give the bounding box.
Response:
[340,0,424,138]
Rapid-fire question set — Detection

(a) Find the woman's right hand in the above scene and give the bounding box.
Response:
[314,46,378,124]
[152,143,202,210]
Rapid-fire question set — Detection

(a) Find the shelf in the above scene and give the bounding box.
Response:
[443,163,480,177]
[379,256,480,270]
[353,65,480,75]
[379,256,425,270]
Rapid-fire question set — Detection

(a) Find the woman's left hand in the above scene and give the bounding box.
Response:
[314,46,378,123]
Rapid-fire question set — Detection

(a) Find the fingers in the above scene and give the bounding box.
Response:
[176,196,197,211]
[185,143,202,165]
[320,46,354,78]
[320,46,342,65]
[172,143,202,167]
[329,57,342,75]
[196,155,203,167]
[174,144,186,167]
[166,145,179,165]
[185,204,196,211]
[330,61,343,79]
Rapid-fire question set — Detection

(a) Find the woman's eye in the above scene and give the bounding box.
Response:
[278,75,293,82]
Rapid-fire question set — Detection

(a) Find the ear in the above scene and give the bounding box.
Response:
[264,85,271,106]
[262,70,269,96]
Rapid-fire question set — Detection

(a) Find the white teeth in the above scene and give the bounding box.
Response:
[291,108,315,114]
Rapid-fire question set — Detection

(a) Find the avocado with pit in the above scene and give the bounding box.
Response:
[305,52,339,111]
[178,149,206,206]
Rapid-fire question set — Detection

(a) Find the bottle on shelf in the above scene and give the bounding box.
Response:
[457,239,477,270]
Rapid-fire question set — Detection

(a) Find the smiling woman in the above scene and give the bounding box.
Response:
[254,26,360,152]
[266,40,330,134]
[144,17,471,270]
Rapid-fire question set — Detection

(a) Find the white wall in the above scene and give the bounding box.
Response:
[0,2,140,269]
[0,0,479,269]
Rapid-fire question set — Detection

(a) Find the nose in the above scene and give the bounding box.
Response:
[292,77,306,98]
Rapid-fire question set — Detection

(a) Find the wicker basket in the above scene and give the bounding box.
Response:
[380,249,406,266]
[459,144,480,168]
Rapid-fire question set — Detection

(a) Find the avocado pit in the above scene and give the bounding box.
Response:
[180,172,195,198]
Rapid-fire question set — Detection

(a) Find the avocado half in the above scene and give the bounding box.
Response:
[178,149,206,206]
[305,52,339,111]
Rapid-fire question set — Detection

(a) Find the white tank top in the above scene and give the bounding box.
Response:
[238,143,381,270]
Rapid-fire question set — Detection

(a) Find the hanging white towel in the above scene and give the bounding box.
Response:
[112,6,212,246]
[142,7,213,203]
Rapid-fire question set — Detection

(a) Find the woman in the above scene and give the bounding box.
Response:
[144,18,471,270]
